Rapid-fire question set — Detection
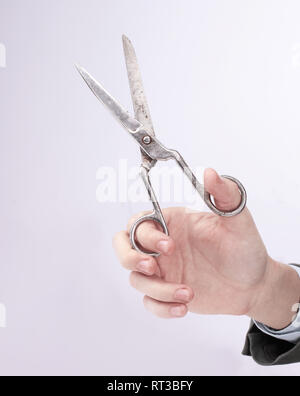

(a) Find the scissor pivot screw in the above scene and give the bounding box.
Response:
[142,136,151,145]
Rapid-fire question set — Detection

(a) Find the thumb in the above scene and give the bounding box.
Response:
[204,168,243,213]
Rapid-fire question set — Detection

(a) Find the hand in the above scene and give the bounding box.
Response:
[113,169,300,329]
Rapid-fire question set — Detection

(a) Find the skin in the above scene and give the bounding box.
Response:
[113,168,300,330]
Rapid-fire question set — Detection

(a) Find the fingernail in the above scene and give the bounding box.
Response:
[174,288,191,302]
[157,240,170,254]
[170,305,186,317]
[137,260,153,275]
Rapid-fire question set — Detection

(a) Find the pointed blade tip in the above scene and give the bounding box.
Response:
[122,34,134,51]
[122,34,130,43]
[75,65,93,85]
[75,63,86,76]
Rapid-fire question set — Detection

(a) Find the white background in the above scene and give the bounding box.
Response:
[1,0,300,375]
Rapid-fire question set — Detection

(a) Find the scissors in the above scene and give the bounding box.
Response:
[76,35,247,257]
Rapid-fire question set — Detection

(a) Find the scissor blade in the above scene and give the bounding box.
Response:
[122,35,155,137]
[76,64,142,133]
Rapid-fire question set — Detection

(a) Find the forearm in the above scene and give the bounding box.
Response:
[248,258,300,330]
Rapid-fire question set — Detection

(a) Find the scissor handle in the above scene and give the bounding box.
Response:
[170,151,247,218]
[130,166,169,257]
[204,175,247,217]
[130,211,169,257]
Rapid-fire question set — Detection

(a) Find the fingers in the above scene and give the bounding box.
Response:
[143,296,188,318]
[204,168,243,212]
[130,272,194,304]
[127,212,175,256]
[114,232,192,319]
[113,231,158,275]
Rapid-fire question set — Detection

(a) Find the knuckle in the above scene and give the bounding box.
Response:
[127,211,151,230]
[112,231,122,247]
[122,251,137,269]
[143,295,150,308]
[129,271,139,288]
[143,296,161,318]
[128,214,138,225]
[127,213,140,230]
[120,256,130,269]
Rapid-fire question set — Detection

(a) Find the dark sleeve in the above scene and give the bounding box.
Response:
[242,321,300,365]
[243,264,300,366]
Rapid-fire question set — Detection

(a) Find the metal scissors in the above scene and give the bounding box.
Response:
[76,35,247,257]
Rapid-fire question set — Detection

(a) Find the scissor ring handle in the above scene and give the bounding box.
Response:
[204,175,247,217]
[130,212,169,257]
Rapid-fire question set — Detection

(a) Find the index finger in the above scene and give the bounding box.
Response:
[127,213,174,256]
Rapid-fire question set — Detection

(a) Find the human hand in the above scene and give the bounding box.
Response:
[113,169,300,329]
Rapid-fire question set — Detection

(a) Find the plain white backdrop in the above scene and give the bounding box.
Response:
[1,0,300,375]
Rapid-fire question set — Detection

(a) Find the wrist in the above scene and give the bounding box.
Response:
[247,257,300,330]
